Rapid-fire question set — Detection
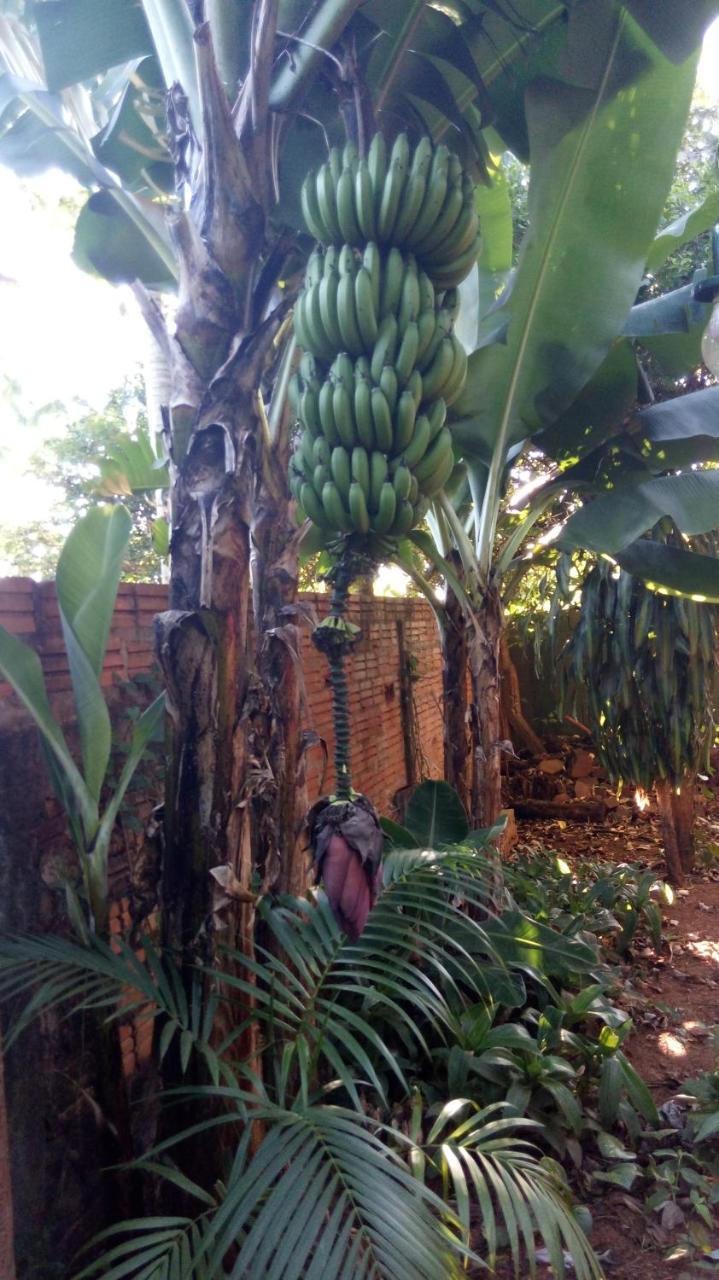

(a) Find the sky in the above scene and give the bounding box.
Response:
[1,18,719,548]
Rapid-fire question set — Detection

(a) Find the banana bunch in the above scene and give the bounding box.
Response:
[301,133,480,289]
[288,350,454,537]
[292,131,474,542]
[293,244,466,404]
[562,559,717,789]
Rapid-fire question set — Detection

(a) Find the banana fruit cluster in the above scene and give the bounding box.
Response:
[292,132,474,541]
[301,134,479,287]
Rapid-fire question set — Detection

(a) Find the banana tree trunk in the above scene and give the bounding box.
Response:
[140,13,307,954]
[442,557,470,812]
[654,774,695,885]
[468,583,503,828]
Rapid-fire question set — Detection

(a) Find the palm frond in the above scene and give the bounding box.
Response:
[422,1101,602,1280]
[210,846,503,1107]
[201,1104,465,1280]
[71,1215,212,1280]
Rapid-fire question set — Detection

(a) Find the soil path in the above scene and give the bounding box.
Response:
[515,802,719,1280]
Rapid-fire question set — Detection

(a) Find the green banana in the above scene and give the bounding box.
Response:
[371,386,394,452]
[373,482,397,532]
[337,271,364,355]
[419,439,454,497]
[391,499,415,536]
[368,132,387,219]
[370,315,399,383]
[362,242,381,314]
[415,310,437,365]
[442,337,468,406]
[332,380,356,448]
[314,463,330,492]
[408,144,449,245]
[313,436,330,466]
[343,140,359,174]
[300,351,319,385]
[414,181,464,257]
[301,176,328,243]
[421,336,455,400]
[316,163,341,243]
[395,320,419,385]
[413,426,453,486]
[322,480,352,532]
[377,159,404,243]
[354,266,379,350]
[318,380,339,446]
[351,446,370,499]
[426,397,447,440]
[355,162,376,242]
[406,369,423,408]
[402,413,431,468]
[354,376,375,449]
[417,308,452,372]
[380,247,405,318]
[306,247,323,286]
[300,386,322,437]
[392,464,412,502]
[369,451,388,511]
[301,482,330,528]
[331,445,351,498]
[426,202,479,267]
[332,352,354,391]
[337,165,363,246]
[393,389,417,453]
[379,364,398,415]
[431,234,481,289]
[349,481,370,533]
[398,260,420,332]
[318,271,343,349]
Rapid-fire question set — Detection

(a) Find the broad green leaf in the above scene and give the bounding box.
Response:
[96,428,169,496]
[646,190,719,274]
[72,189,176,290]
[694,1111,719,1142]
[34,0,152,91]
[56,505,131,801]
[628,386,719,469]
[91,57,173,195]
[56,505,132,677]
[593,1163,640,1191]
[0,626,96,838]
[625,0,719,62]
[456,160,513,354]
[484,911,598,977]
[380,817,418,850]
[624,280,708,336]
[405,780,469,847]
[616,540,719,600]
[559,471,719,555]
[535,339,637,464]
[452,7,698,472]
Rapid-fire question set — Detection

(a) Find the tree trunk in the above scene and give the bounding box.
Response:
[468,582,503,828]
[442,556,470,811]
[654,774,695,885]
[499,634,544,756]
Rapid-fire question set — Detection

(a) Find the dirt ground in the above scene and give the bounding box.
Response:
[514,797,719,1280]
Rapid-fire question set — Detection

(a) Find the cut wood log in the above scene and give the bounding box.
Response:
[513,798,607,822]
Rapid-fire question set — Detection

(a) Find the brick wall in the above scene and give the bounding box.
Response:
[0,578,445,818]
